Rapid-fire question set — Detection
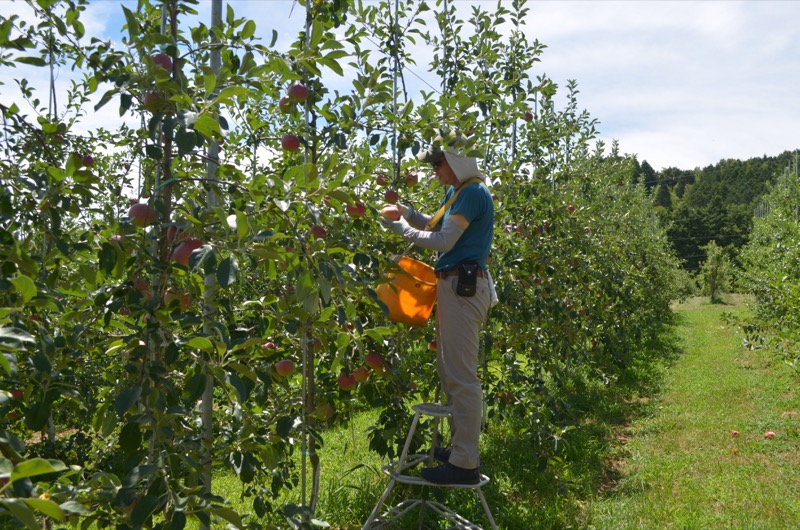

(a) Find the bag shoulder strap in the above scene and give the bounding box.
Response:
[424,177,484,231]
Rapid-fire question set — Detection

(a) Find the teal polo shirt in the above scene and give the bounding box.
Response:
[434,182,494,272]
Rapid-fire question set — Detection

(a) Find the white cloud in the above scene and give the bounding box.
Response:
[2,0,796,173]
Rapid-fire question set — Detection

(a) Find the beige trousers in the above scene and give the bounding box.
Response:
[435,274,491,469]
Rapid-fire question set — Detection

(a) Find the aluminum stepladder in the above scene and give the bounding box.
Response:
[362,402,497,530]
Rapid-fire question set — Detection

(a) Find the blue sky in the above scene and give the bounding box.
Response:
[2,0,798,171]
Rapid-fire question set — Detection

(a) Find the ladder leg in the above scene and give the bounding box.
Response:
[361,480,396,530]
[397,410,422,469]
[477,487,498,530]
[415,498,427,529]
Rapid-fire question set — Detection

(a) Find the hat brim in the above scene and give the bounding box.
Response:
[417,148,444,164]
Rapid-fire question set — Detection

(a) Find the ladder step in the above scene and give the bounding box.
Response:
[382,456,491,488]
[412,402,452,417]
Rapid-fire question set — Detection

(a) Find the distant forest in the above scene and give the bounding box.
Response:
[635,150,799,272]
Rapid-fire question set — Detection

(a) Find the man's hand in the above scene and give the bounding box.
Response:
[380,216,410,236]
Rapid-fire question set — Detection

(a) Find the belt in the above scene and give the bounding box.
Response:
[435,268,486,279]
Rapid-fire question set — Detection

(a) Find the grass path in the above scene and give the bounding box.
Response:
[583,298,800,529]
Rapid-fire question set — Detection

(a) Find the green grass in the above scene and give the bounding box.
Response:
[49,294,800,529]
[581,296,800,529]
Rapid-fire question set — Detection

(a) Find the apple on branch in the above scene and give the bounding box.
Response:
[346,201,366,218]
[384,189,399,204]
[315,402,334,421]
[150,52,173,71]
[288,82,309,103]
[353,366,369,383]
[170,238,203,267]
[281,134,301,152]
[365,352,386,375]
[128,203,157,227]
[309,225,327,239]
[275,359,295,377]
[337,372,357,391]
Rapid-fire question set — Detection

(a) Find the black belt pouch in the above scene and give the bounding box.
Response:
[455,261,479,297]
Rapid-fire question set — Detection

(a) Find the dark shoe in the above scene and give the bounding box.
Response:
[433,446,451,463]
[421,462,480,485]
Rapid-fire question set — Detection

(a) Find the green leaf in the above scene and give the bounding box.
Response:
[217,257,238,288]
[310,19,324,48]
[319,56,343,76]
[185,337,213,352]
[145,144,163,160]
[209,505,243,527]
[10,458,67,484]
[119,422,141,455]
[1,498,39,529]
[192,113,220,139]
[59,500,90,515]
[9,275,35,304]
[15,56,46,67]
[98,243,117,277]
[216,86,250,102]
[235,210,249,240]
[204,72,216,95]
[94,88,116,111]
[241,19,256,39]
[131,494,164,528]
[22,497,64,521]
[114,386,142,418]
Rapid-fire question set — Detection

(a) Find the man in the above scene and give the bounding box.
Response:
[379,134,494,485]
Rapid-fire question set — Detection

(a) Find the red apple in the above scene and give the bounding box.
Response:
[151,52,173,71]
[82,154,94,166]
[120,307,130,316]
[337,372,357,391]
[365,353,385,375]
[133,278,153,301]
[142,91,166,113]
[6,412,19,421]
[524,111,534,122]
[353,366,369,383]
[309,225,327,239]
[164,289,192,309]
[281,134,301,152]
[764,431,776,439]
[384,189,399,204]
[9,389,22,400]
[346,202,366,218]
[376,173,390,186]
[262,341,277,350]
[567,204,576,213]
[128,203,157,227]
[166,225,179,244]
[279,96,292,114]
[731,430,739,437]
[315,402,334,421]
[170,238,203,267]
[288,82,309,103]
[275,359,295,377]
[428,340,437,351]
[405,171,419,187]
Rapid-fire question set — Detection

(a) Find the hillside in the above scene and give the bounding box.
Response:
[638,150,798,271]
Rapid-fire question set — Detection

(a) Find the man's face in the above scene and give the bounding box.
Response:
[432,157,459,186]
